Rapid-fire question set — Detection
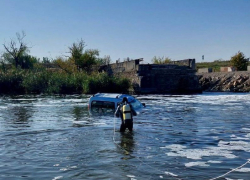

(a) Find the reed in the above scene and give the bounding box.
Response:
[83,72,130,94]
[0,69,130,95]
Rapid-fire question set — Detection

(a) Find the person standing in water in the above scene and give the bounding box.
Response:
[115,97,137,132]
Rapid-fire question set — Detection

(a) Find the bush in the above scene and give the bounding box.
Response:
[0,69,130,95]
[83,73,130,94]
[22,70,50,93]
[230,51,249,71]
[0,70,25,94]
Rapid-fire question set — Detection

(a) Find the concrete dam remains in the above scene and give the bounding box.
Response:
[99,59,201,94]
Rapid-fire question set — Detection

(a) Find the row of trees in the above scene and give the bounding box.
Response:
[152,52,249,71]
[0,32,111,72]
[0,32,130,95]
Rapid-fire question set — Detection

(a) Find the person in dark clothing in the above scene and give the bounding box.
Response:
[115,97,137,132]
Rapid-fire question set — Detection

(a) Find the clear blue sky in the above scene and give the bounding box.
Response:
[0,0,249,63]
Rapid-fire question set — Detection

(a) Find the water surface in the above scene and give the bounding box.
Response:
[0,93,250,180]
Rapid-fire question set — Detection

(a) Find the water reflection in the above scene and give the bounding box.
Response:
[72,106,85,121]
[13,106,32,123]
[2,105,34,130]
[120,132,135,154]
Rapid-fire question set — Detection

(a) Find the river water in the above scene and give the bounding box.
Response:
[0,93,250,180]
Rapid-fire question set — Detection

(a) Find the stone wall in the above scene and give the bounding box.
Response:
[169,59,196,70]
[136,64,201,94]
[197,71,250,92]
[101,58,202,94]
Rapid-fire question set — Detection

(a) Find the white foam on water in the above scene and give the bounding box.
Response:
[59,166,77,172]
[34,104,63,107]
[166,152,187,158]
[164,143,238,160]
[231,137,249,140]
[207,160,222,164]
[206,147,237,159]
[11,98,37,101]
[185,161,209,167]
[161,144,186,150]
[218,140,250,152]
[60,168,67,171]
[126,175,137,180]
[245,133,250,138]
[52,176,63,180]
[93,122,106,125]
[164,171,178,177]
[235,168,250,172]
[73,121,89,123]
[127,174,136,178]
[242,128,250,132]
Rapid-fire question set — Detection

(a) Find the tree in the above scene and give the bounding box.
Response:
[97,55,111,65]
[2,31,29,68]
[54,57,77,74]
[151,56,172,64]
[230,51,249,71]
[19,55,39,69]
[78,49,99,73]
[68,40,101,73]
[42,57,51,64]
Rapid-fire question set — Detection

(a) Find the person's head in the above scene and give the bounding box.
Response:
[122,97,128,103]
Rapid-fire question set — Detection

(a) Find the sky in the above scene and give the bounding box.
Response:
[0,0,249,63]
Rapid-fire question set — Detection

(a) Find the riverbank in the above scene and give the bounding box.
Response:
[197,71,250,92]
[0,70,130,95]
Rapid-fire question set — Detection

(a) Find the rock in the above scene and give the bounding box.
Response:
[196,71,250,92]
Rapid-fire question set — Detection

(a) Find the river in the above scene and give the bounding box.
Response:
[0,93,250,180]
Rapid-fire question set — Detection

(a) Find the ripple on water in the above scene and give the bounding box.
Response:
[1,93,250,180]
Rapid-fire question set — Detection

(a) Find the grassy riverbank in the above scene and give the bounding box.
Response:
[0,69,130,95]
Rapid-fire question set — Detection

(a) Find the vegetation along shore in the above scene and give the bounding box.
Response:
[0,32,249,95]
[0,32,130,95]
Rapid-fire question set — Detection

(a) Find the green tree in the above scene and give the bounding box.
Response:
[68,40,101,73]
[19,55,39,69]
[68,39,85,71]
[54,57,77,74]
[2,31,29,68]
[151,56,172,64]
[230,51,249,71]
[78,49,99,73]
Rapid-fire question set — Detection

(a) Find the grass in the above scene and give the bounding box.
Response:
[196,60,231,72]
[0,69,131,95]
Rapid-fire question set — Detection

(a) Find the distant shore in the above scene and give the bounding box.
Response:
[196,71,250,92]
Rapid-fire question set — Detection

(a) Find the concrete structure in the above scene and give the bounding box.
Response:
[198,68,213,73]
[99,58,201,94]
[169,59,196,70]
[247,66,250,71]
[220,67,235,72]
